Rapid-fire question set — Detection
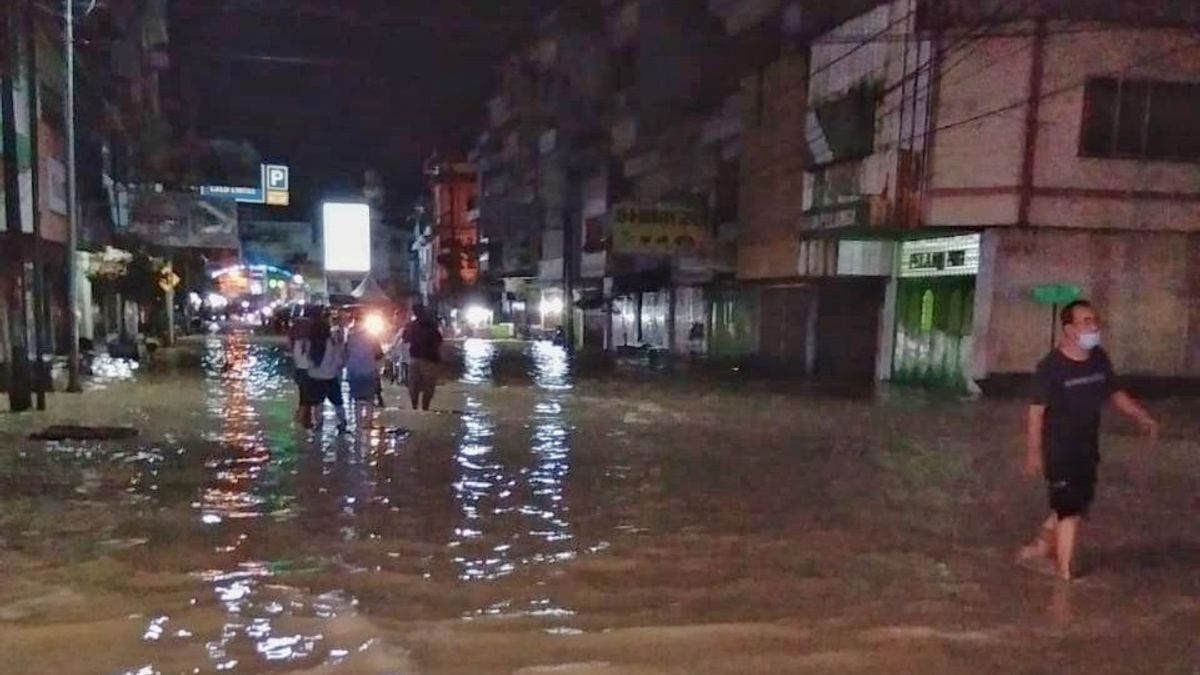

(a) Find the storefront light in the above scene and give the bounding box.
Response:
[540,297,564,316]
[206,293,229,309]
[465,305,492,328]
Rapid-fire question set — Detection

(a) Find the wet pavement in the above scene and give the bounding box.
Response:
[1,332,1197,674]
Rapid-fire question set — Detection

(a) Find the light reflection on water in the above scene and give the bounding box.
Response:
[27,335,612,670]
[6,332,1198,675]
[450,338,582,622]
[460,338,496,384]
[89,353,140,384]
[530,340,572,390]
[189,334,344,671]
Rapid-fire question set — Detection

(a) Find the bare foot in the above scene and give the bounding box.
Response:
[1016,542,1052,563]
[1017,554,1059,578]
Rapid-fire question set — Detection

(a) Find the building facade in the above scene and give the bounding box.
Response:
[460,0,1200,385]
[419,156,481,313]
[923,11,1200,385]
[3,0,170,394]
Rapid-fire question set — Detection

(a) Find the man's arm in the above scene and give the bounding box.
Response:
[1100,349,1158,439]
[1111,390,1159,439]
[1025,404,1045,477]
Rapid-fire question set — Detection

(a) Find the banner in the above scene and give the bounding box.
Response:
[129,191,240,249]
[610,203,709,255]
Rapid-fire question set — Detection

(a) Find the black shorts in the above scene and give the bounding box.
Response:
[1048,477,1096,518]
[347,374,381,401]
[300,377,344,407]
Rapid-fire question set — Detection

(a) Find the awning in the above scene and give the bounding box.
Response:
[350,276,391,303]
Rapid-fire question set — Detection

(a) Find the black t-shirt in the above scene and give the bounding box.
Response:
[1031,347,1119,480]
[404,320,443,362]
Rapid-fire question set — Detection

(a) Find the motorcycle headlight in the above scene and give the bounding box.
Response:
[363,312,386,337]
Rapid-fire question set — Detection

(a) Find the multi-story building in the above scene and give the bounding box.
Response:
[466,0,1200,385]
[737,0,1200,385]
[3,0,169,395]
[920,2,1200,387]
[418,155,480,313]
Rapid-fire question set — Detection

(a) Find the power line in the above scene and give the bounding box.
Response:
[868,0,1049,138]
[879,37,1200,153]
[807,4,917,83]
[803,0,1046,157]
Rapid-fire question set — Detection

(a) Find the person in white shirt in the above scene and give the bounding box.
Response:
[294,312,348,433]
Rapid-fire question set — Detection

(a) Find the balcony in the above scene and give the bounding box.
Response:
[801,150,923,232]
[800,196,888,232]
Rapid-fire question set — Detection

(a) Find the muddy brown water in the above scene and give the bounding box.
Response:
[1,333,1197,674]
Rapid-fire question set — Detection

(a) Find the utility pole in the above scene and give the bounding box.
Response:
[562,170,578,352]
[64,0,81,392]
[163,260,175,346]
[1,0,33,412]
[24,0,46,409]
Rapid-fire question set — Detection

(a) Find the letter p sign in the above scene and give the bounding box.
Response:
[267,165,289,191]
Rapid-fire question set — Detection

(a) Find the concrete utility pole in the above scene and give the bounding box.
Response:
[24,0,46,409]
[64,0,81,392]
[1,0,33,411]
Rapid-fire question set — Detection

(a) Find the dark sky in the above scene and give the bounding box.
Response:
[167,0,552,218]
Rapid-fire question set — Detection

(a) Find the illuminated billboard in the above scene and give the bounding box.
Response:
[322,202,371,273]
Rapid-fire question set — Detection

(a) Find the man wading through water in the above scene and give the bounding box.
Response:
[403,304,443,411]
[1019,300,1158,580]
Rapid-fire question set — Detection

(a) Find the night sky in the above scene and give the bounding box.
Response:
[167,0,554,218]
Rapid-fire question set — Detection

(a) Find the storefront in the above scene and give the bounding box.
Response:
[757,285,817,374]
[890,233,980,388]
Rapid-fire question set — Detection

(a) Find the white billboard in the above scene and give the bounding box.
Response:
[322,202,371,273]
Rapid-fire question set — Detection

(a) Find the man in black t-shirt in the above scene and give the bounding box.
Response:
[1019,300,1158,580]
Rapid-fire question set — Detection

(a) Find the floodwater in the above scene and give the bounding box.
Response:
[1,333,1197,674]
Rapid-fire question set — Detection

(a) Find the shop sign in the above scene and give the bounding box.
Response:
[611,203,709,256]
[803,200,869,231]
[899,234,980,278]
[200,163,289,207]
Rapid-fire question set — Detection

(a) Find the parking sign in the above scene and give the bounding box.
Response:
[266,165,289,191]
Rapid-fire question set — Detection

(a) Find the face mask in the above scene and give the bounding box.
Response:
[1077,330,1101,351]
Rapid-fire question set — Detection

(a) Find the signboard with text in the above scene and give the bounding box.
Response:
[610,203,710,256]
[199,163,289,206]
[898,234,980,278]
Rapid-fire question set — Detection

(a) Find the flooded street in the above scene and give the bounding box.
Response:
[1,333,1197,675]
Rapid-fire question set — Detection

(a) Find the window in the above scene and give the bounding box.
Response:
[1080,77,1200,160]
[812,85,877,163]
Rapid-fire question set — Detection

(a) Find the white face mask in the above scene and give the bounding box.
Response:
[1077,330,1101,351]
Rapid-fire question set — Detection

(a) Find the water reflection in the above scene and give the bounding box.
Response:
[460,338,496,384]
[449,338,580,622]
[199,335,272,525]
[89,353,140,384]
[529,340,571,390]
[187,334,354,672]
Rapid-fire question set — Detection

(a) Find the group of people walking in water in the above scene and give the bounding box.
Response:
[288,304,444,433]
